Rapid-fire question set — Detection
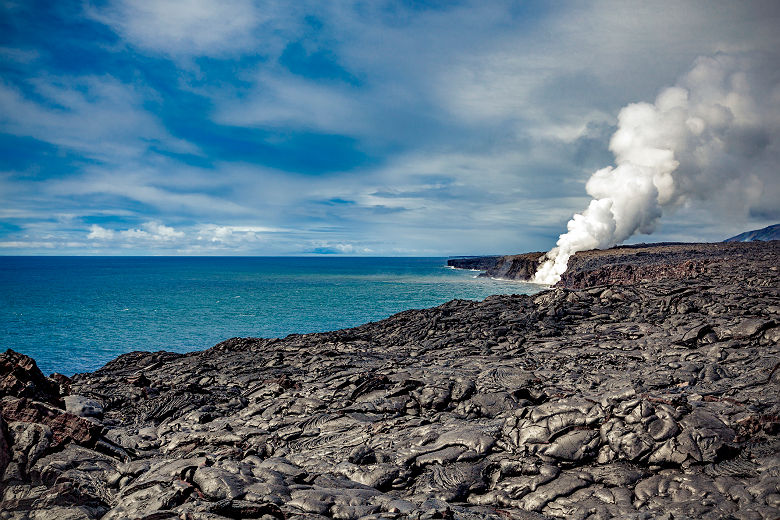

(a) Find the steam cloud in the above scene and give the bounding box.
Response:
[533,53,780,284]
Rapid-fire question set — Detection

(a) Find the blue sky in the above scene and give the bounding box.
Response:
[1,0,778,255]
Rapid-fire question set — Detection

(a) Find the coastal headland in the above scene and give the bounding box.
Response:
[447,241,773,288]
[1,240,779,519]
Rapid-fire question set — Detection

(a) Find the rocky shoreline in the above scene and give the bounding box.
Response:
[1,241,779,519]
[447,241,777,288]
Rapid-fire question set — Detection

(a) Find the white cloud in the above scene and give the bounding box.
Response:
[2,1,779,257]
[214,73,365,134]
[0,46,39,64]
[81,221,292,252]
[132,222,184,240]
[434,2,780,136]
[87,0,282,57]
[88,221,184,244]
[309,241,375,255]
[196,224,284,244]
[0,241,56,248]
[87,224,114,240]
[45,164,253,217]
[0,75,196,161]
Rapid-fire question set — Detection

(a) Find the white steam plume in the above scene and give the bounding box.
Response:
[533,53,780,284]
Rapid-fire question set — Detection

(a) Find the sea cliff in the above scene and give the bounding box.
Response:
[448,241,776,287]
[1,241,779,519]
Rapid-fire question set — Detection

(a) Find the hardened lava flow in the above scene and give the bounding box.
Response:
[1,240,779,519]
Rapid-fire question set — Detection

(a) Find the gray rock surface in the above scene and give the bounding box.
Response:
[452,240,779,289]
[1,240,778,519]
[64,396,103,419]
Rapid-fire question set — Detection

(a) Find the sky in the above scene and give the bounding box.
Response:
[1,1,779,256]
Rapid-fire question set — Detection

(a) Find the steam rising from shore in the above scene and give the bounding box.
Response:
[533,53,780,285]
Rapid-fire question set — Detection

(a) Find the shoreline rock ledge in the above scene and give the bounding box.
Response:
[447,240,778,287]
[2,240,779,519]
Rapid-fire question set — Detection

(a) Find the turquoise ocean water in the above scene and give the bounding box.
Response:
[0,257,542,376]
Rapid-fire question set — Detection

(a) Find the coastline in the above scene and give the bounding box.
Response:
[0,257,528,377]
[1,240,778,519]
[447,241,778,287]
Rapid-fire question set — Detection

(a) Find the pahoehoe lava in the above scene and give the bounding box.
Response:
[1,241,779,519]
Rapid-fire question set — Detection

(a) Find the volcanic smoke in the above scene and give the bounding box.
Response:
[532,53,780,285]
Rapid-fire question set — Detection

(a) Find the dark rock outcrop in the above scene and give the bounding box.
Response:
[480,252,545,280]
[557,241,770,289]
[1,241,778,519]
[447,256,501,271]
[0,350,62,406]
[450,253,545,281]
[0,397,101,448]
[0,415,9,479]
[453,240,780,289]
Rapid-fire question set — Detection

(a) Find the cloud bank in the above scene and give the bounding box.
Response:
[0,1,779,255]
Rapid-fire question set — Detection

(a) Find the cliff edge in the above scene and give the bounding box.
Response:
[449,240,779,288]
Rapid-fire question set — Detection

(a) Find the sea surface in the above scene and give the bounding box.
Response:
[0,256,543,376]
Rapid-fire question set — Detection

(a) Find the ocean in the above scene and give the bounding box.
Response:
[0,256,543,376]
